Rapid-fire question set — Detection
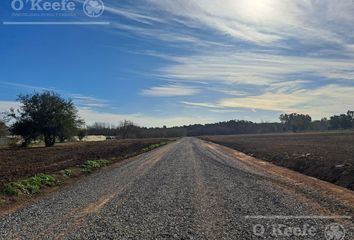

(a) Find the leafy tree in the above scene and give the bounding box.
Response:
[10,119,40,146]
[8,91,84,147]
[280,113,312,132]
[311,118,329,131]
[329,111,353,130]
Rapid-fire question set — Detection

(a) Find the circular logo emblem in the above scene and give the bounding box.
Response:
[83,0,104,18]
[325,223,345,240]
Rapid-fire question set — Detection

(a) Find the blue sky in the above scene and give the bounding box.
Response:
[1,0,354,127]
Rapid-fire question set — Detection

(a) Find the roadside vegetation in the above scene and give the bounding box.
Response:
[4,174,56,196]
[81,160,111,173]
[0,139,174,193]
[3,160,111,196]
[1,139,174,202]
[142,141,171,152]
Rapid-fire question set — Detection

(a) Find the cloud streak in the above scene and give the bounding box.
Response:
[141,84,200,97]
[146,0,354,47]
[181,84,354,119]
[156,52,354,86]
[78,108,214,127]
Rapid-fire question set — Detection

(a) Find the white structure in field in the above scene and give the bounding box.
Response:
[82,135,107,142]
[0,136,23,146]
[73,135,107,142]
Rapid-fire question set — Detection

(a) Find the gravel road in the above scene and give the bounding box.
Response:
[0,137,353,239]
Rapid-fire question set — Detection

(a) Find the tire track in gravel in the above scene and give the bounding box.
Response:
[0,137,353,239]
[51,142,175,240]
[66,138,207,239]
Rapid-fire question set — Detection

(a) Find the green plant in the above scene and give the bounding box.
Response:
[38,174,55,185]
[142,141,172,152]
[81,159,110,173]
[3,174,56,196]
[63,169,73,177]
[4,183,20,196]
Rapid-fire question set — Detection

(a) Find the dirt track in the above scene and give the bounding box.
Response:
[0,137,353,239]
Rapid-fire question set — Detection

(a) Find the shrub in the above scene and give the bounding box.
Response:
[81,159,110,173]
[63,169,74,177]
[142,141,171,152]
[4,183,20,196]
[3,174,56,196]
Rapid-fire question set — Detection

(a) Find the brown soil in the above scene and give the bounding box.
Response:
[0,139,168,188]
[201,131,354,190]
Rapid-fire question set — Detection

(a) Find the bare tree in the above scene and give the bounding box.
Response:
[119,120,137,139]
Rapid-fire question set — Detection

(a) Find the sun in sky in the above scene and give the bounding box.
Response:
[0,0,354,127]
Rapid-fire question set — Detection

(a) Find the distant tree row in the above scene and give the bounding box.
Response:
[1,91,353,147]
[87,111,354,138]
[86,121,186,139]
[279,113,312,132]
[329,111,354,130]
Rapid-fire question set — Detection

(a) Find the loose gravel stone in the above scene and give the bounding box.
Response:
[0,138,353,239]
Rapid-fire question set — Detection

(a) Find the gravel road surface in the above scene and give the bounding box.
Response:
[0,137,353,239]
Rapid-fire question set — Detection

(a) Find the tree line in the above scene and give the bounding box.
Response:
[87,112,354,138]
[0,91,353,147]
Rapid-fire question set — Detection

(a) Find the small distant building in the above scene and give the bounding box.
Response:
[81,135,107,142]
[73,135,107,142]
[0,136,23,146]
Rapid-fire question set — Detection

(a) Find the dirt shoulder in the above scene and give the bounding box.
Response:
[0,138,174,213]
[200,131,354,191]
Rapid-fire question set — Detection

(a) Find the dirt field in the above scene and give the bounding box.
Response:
[0,139,169,188]
[201,131,354,191]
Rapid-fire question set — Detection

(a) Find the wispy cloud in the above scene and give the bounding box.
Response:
[182,84,354,119]
[70,94,109,109]
[3,1,354,124]
[78,108,214,127]
[156,52,354,85]
[0,100,214,127]
[105,0,354,119]
[146,0,354,47]
[105,5,163,25]
[0,81,55,92]
[141,84,200,97]
[180,101,221,109]
[0,81,110,110]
